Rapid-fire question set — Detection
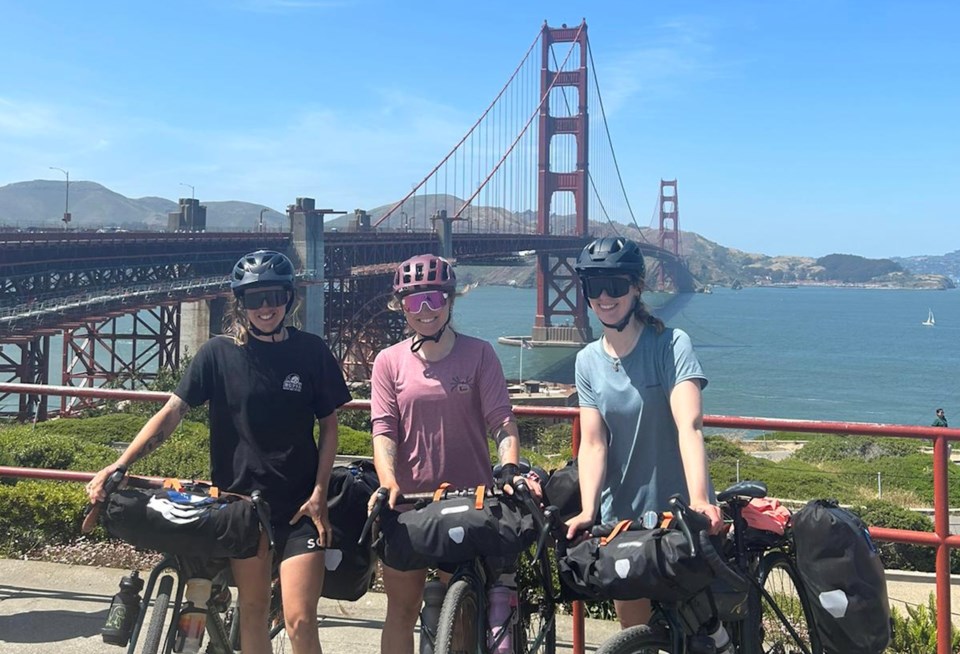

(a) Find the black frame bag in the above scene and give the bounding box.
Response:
[558,521,714,602]
[102,487,261,559]
[792,499,891,654]
[377,489,536,572]
[322,460,380,601]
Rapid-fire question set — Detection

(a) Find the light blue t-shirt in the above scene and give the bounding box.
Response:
[575,326,708,522]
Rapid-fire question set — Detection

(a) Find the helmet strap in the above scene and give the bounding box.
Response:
[599,297,638,333]
[410,314,452,353]
[249,322,286,339]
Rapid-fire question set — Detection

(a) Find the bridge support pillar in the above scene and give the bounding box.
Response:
[289,198,335,338]
[180,297,226,360]
[0,336,50,421]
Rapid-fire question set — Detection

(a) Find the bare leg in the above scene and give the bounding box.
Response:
[231,553,273,654]
[279,550,325,654]
[614,598,652,629]
[380,565,428,654]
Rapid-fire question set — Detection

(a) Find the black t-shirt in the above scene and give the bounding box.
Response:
[175,328,352,521]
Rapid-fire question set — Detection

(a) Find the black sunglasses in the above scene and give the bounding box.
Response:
[583,276,633,300]
[241,289,289,309]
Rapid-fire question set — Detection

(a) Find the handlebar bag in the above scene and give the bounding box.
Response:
[377,491,536,571]
[558,525,714,602]
[792,499,890,654]
[102,488,261,559]
[322,460,380,601]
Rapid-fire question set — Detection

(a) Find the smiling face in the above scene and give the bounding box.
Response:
[240,284,289,335]
[400,289,451,337]
[584,274,639,324]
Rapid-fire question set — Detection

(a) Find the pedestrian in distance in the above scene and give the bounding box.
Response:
[368,253,541,654]
[87,249,352,654]
[566,236,722,630]
[933,407,948,428]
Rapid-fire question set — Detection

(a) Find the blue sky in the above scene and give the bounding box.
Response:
[1,1,956,259]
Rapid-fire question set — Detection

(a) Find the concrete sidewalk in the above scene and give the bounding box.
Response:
[0,559,620,653]
[1,559,957,653]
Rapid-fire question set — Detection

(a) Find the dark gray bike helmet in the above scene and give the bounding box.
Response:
[574,237,646,280]
[230,250,296,310]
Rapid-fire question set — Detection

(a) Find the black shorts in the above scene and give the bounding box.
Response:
[272,516,324,562]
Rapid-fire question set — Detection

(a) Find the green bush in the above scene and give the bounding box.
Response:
[890,593,960,653]
[852,500,936,573]
[705,436,746,461]
[0,431,117,471]
[338,426,374,457]
[21,414,150,446]
[0,480,88,555]
[795,435,921,463]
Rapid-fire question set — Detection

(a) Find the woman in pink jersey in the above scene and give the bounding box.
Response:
[369,253,538,654]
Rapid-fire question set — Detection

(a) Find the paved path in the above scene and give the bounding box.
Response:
[0,560,620,653]
[1,559,958,652]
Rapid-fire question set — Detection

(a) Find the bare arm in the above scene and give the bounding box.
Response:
[492,417,520,466]
[372,435,401,509]
[566,406,608,539]
[86,394,189,502]
[671,379,722,533]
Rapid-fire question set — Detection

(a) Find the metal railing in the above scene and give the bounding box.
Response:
[1,382,959,653]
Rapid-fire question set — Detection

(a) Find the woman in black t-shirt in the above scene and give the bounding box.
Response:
[87,250,351,654]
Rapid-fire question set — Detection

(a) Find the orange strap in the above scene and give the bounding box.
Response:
[209,486,219,498]
[433,482,452,503]
[162,478,183,491]
[474,485,486,509]
[660,511,673,529]
[601,519,633,546]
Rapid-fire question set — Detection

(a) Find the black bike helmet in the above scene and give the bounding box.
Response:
[574,237,646,280]
[230,250,296,310]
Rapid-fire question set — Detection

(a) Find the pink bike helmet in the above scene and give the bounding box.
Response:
[392,254,456,295]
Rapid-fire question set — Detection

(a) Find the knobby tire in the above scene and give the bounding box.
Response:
[753,552,822,654]
[435,579,481,654]
[141,575,174,654]
[595,624,673,654]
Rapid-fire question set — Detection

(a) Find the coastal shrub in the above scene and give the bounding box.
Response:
[0,431,117,472]
[339,405,372,433]
[853,500,935,573]
[537,423,574,458]
[6,413,150,447]
[0,480,88,556]
[889,594,960,653]
[337,425,374,457]
[794,435,921,463]
[704,436,746,461]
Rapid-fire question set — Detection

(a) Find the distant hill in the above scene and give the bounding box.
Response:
[0,180,285,231]
[0,181,953,289]
[893,250,960,281]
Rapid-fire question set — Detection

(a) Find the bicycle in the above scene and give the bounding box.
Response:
[593,481,821,654]
[361,477,560,654]
[83,466,285,654]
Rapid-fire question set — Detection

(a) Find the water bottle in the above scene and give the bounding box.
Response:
[174,578,212,654]
[419,580,446,654]
[101,570,144,646]
[707,620,731,653]
[486,580,518,654]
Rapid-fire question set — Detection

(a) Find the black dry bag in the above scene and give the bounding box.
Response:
[791,499,890,654]
[323,460,380,601]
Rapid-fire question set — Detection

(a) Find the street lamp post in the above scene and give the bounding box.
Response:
[49,167,70,227]
[259,208,269,232]
[179,182,195,201]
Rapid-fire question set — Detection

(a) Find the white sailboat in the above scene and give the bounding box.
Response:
[922,308,935,326]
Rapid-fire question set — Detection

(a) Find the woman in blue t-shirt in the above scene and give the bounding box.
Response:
[565,237,721,629]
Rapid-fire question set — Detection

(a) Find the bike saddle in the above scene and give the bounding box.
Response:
[716,480,768,503]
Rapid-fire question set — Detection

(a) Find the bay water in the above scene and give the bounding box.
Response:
[6,285,957,429]
[454,285,960,428]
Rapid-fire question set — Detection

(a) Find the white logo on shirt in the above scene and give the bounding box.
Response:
[282,374,303,392]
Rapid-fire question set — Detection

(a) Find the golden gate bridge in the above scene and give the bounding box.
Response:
[0,20,692,419]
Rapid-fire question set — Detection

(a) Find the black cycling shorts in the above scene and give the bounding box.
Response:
[272,516,325,562]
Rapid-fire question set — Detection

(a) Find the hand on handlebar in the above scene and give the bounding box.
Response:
[689,501,724,535]
[85,464,128,504]
[564,510,596,542]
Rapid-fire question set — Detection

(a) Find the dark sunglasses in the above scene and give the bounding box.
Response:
[401,290,449,314]
[583,276,633,300]
[241,289,289,309]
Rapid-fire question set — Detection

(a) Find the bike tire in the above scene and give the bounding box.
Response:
[595,624,673,654]
[141,575,174,654]
[221,578,286,653]
[753,552,823,654]
[514,551,557,654]
[434,579,482,654]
